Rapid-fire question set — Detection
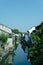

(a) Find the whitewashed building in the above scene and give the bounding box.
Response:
[27,27,36,34]
[0,24,12,34]
[0,24,13,50]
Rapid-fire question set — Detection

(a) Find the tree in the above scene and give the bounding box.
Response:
[0,32,8,47]
[12,29,19,34]
[12,29,23,34]
[29,22,43,65]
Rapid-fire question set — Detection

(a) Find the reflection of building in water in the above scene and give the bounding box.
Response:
[7,55,13,64]
[0,54,14,65]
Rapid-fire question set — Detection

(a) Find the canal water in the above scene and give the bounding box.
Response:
[0,43,31,65]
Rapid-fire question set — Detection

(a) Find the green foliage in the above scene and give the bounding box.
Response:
[15,44,18,50]
[0,32,8,46]
[15,35,17,43]
[12,29,19,34]
[29,22,43,65]
[12,29,23,34]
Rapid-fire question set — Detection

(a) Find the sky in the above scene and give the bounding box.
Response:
[0,0,43,32]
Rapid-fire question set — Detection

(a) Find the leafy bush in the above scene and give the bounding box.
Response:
[0,32,8,46]
[29,22,43,65]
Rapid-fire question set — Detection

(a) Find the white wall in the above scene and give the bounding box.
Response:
[0,25,12,34]
[7,38,13,47]
[0,25,13,50]
[5,38,13,50]
[28,27,36,34]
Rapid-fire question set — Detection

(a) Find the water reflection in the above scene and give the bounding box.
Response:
[0,53,15,65]
[21,42,30,61]
[0,43,31,65]
[13,44,31,65]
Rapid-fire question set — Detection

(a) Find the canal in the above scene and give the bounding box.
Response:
[0,43,31,65]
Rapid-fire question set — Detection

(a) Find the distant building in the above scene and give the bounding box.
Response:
[27,27,36,34]
[24,33,29,42]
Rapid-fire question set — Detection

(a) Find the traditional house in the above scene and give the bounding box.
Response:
[0,24,13,51]
[27,27,36,34]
